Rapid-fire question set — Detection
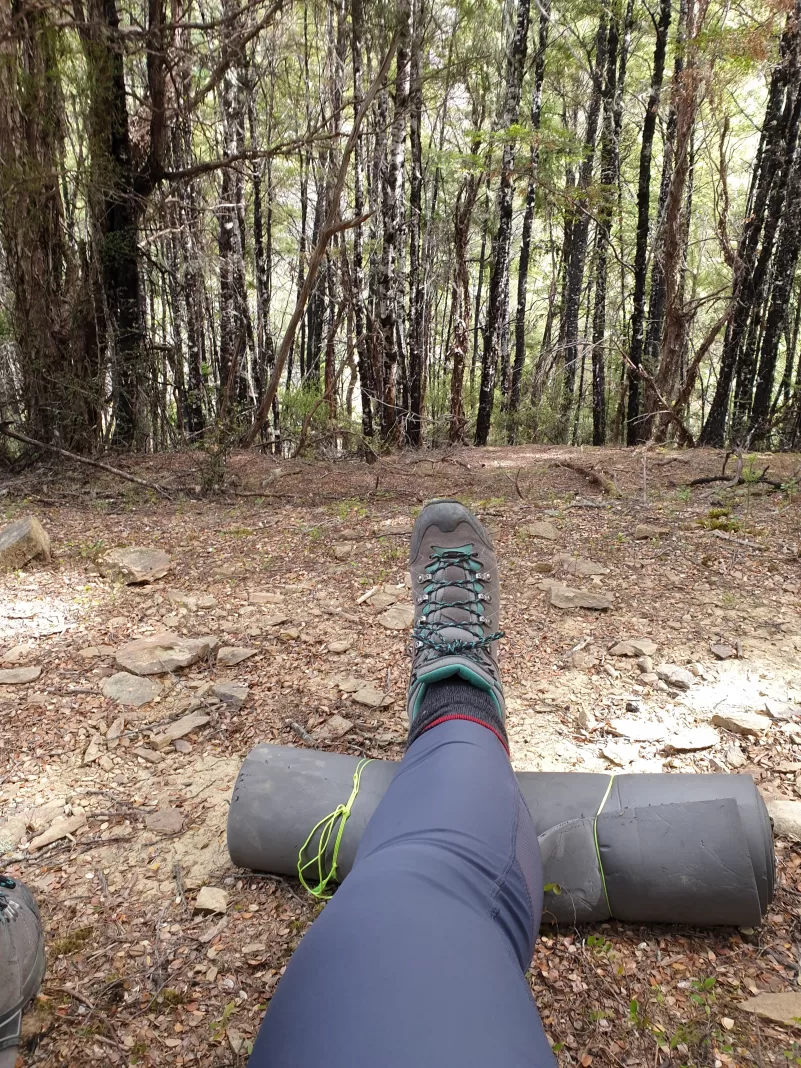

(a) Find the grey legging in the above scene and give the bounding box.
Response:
[249,718,556,1066]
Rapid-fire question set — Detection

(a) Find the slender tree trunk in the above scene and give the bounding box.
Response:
[507,0,550,441]
[407,0,426,446]
[351,0,374,437]
[474,0,531,446]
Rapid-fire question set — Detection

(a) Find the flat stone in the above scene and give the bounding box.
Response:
[83,736,102,765]
[279,628,301,640]
[166,590,216,610]
[724,745,746,767]
[28,812,86,851]
[115,633,218,675]
[553,554,609,577]
[665,726,719,751]
[377,605,415,630]
[522,521,559,541]
[327,637,354,654]
[133,746,164,764]
[333,543,353,560]
[571,650,597,670]
[367,590,398,610]
[712,709,772,736]
[0,666,41,685]
[352,682,393,709]
[634,524,670,540]
[263,612,290,627]
[640,672,658,684]
[601,741,639,766]
[249,591,284,604]
[313,713,354,741]
[609,638,658,658]
[217,646,257,667]
[637,655,654,673]
[766,799,801,841]
[153,711,210,746]
[334,675,365,693]
[710,642,738,660]
[145,808,184,835]
[98,754,113,772]
[107,715,125,740]
[212,682,249,709]
[102,671,162,707]
[608,718,667,742]
[739,991,801,1026]
[194,886,229,914]
[2,643,37,664]
[654,663,694,691]
[549,585,613,611]
[79,645,115,659]
[172,739,192,754]
[99,547,171,584]
[0,516,51,573]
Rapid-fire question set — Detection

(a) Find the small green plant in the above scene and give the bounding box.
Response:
[51,925,94,957]
[676,486,691,503]
[697,508,742,532]
[209,1000,238,1041]
[586,934,612,955]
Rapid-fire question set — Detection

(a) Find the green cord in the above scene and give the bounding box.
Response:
[593,774,616,914]
[298,758,373,899]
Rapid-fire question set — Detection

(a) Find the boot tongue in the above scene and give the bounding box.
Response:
[427,551,483,635]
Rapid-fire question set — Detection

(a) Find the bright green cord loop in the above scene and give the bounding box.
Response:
[297,758,373,899]
[593,774,616,914]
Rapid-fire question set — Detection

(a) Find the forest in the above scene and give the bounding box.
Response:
[1,0,800,460]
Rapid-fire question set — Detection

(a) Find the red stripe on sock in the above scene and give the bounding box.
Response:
[419,714,510,755]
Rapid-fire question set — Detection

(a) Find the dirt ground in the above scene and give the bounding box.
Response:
[1,443,801,1067]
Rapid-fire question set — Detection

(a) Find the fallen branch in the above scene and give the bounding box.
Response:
[0,424,174,499]
[711,530,768,551]
[558,460,622,498]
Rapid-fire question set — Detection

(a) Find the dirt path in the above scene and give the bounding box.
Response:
[2,445,800,1067]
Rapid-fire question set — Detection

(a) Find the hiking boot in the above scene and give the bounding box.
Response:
[408,500,504,731]
[0,877,45,1057]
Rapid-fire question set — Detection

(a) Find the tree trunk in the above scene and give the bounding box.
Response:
[351,0,374,437]
[626,0,671,443]
[406,0,426,446]
[474,0,531,446]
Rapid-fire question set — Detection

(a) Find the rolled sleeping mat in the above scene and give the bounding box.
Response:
[227,744,775,927]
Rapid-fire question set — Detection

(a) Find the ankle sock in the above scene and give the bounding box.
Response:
[407,678,508,753]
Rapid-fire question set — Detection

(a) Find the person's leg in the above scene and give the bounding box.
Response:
[249,500,555,1066]
[249,683,554,1067]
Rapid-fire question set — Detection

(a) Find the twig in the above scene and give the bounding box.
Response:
[289,720,316,745]
[0,425,174,499]
[711,530,768,551]
[48,986,124,1047]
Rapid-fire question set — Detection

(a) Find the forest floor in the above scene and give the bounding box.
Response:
[1,443,801,1068]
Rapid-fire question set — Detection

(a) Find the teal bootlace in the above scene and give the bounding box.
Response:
[412,546,503,662]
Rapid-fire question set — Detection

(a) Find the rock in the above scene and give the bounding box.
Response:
[133,746,164,764]
[83,736,102,765]
[549,585,613,611]
[98,754,113,772]
[153,711,210,746]
[571,649,597,670]
[640,672,658,684]
[279,627,301,640]
[2,643,37,664]
[739,991,801,1026]
[99,547,171,584]
[609,638,658,658]
[367,590,398,610]
[352,682,393,709]
[710,642,738,660]
[314,714,354,741]
[333,543,353,560]
[334,675,364,693]
[212,682,249,709]
[327,637,354,654]
[0,666,41,685]
[264,612,290,628]
[608,718,667,742]
[0,517,51,573]
[107,715,125,741]
[217,646,257,667]
[102,671,162,707]
[712,709,772,735]
[79,645,115,659]
[665,726,719,751]
[553,554,609,577]
[604,663,619,679]
[166,590,216,610]
[241,943,267,958]
[637,655,654,673]
[194,886,229,914]
[725,745,746,768]
[522,521,559,541]
[576,708,596,731]
[634,524,670,540]
[28,813,86,851]
[145,808,184,835]
[377,604,415,630]
[115,633,218,675]
[601,741,639,766]
[766,799,801,841]
[249,591,284,604]
[172,739,192,754]
[654,663,694,690]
